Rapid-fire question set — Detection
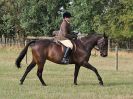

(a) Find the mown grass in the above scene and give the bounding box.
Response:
[0,46,133,99]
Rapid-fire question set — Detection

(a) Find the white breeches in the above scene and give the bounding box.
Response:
[60,40,73,49]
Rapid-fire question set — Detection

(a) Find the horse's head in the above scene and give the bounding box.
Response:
[97,33,108,57]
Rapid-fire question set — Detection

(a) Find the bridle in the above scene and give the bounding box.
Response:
[97,37,107,51]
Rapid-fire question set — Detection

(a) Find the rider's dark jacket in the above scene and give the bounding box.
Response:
[55,19,72,40]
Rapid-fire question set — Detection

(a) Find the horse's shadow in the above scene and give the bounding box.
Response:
[78,81,133,87]
[105,81,133,87]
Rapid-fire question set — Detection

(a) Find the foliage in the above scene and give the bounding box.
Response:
[92,0,133,39]
[69,0,108,33]
[0,0,70,37]
[0,0,133,40]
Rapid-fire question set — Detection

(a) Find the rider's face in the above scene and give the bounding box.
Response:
[64,17,71,22]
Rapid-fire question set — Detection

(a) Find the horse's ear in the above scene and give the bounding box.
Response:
[103,33,105,37]
[103,32,107,38]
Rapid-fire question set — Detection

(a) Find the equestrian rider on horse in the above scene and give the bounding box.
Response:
[57,12,74,64]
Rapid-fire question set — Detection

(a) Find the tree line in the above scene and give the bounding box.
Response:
[0,0,133,42]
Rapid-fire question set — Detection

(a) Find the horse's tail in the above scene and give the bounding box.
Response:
[15,41,36,68]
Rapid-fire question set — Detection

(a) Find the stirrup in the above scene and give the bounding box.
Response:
[61,58,69,64]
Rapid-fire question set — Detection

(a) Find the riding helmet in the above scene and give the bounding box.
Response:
[63,12,72,18]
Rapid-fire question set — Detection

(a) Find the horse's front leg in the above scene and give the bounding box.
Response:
[82,62,104,86]
[74,64,81,85]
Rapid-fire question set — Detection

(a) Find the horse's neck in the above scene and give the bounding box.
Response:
[79,36,98,51]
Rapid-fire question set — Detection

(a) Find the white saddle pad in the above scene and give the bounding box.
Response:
[59,40,73,49]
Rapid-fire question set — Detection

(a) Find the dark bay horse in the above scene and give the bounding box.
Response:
[15,33,108,86]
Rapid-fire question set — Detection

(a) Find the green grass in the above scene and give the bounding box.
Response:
[0,47,133,99]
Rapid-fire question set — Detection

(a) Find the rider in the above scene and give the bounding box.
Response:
[57,11,74,64]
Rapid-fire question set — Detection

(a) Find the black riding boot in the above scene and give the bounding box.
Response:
[61,47,71,64]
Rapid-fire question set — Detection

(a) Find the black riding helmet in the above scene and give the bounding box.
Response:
[63,12,72,18]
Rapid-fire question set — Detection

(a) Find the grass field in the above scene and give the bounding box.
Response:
[0,47,133,99]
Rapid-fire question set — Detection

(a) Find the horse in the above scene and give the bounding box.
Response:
[15,33,108,86]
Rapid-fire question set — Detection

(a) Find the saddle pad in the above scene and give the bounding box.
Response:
[59,40,73,49]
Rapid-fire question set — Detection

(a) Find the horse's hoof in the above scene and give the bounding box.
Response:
[42,84,47,86]
[19,82,23,85]
[74,83,78,85]
[99,82,104,86]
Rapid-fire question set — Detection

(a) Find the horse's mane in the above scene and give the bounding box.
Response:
[80,33,103,40]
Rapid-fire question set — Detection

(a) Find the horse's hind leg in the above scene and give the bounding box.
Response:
[82,62,104,86]
[20,60,36,85]
[37,61,47,86]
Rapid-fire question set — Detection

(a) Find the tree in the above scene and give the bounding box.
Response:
[19,0,70,36]
[68,0,108,34]
[93,0,133,40]
[0,0,70,38]
[0,0,133,41]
